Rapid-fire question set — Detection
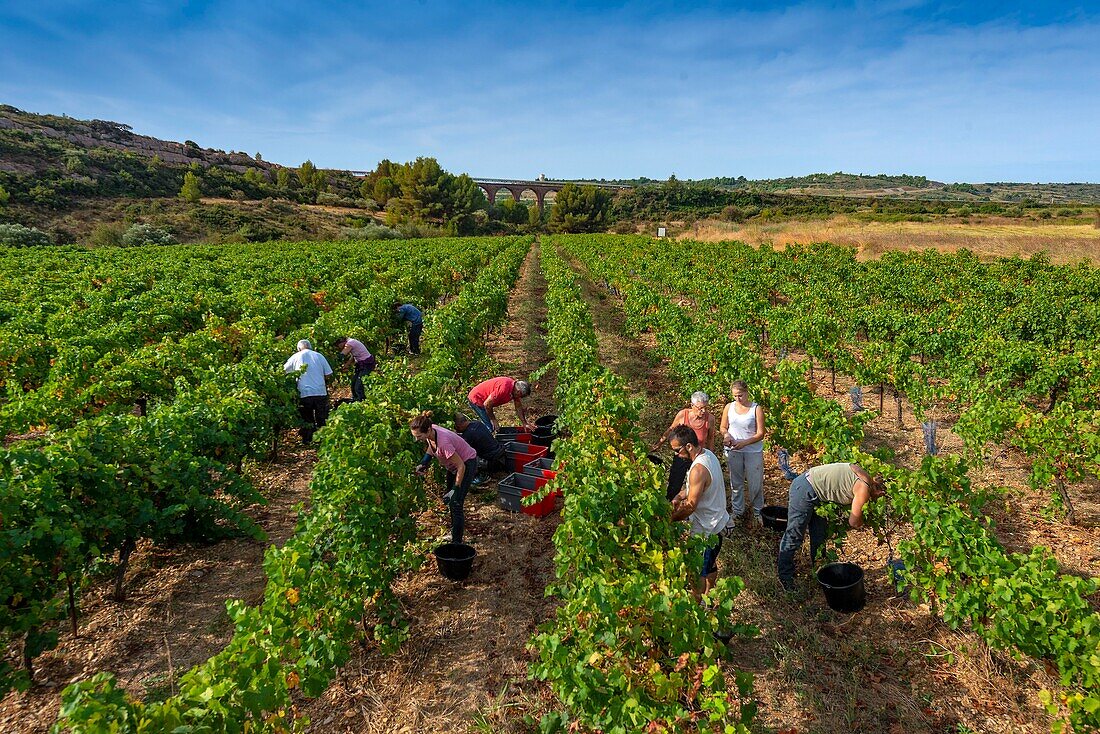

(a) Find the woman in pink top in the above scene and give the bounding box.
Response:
[411,412,478,543]
[333,336,377,402]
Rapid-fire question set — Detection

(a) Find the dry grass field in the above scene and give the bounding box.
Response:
[684,216,1100,263]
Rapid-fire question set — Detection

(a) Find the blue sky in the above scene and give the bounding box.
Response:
[1,1,1098,182]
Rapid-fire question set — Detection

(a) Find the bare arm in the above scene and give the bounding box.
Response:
[672,463,707,521]
[720,404,732,447]
[654,410,686,448]
[482,397,499,429]
[514,397,529,426]
[847,463,874,528]
[849,484,872,528]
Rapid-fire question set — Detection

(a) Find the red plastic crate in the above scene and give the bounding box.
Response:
[498,472,555,517]
[503,441,548,473]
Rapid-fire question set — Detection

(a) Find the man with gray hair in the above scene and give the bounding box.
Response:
[467,376,533,432]
[283,339,333,445]
[653,391,715,501]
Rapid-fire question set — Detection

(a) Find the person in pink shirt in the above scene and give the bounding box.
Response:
[333,336,377,402]
[411,412,479,544]
[467,376,532,432]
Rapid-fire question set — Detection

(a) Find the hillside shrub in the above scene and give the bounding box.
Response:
[0,223,53,247]
[340,224,401,240]
[88,222,126,248]
[121,224,177,247]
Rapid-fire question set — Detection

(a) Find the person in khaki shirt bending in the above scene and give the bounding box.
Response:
[776,462,885,592]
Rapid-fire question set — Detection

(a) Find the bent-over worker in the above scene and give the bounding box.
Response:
[777,462,885,592]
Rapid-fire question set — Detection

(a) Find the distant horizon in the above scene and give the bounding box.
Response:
[9,102,1099,187]
[2,1,1098,183]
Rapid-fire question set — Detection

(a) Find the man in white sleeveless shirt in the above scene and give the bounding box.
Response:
[777,461,885,592]
[668,425,730,598]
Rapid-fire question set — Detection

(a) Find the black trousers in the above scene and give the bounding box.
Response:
[298,395,330,444]
[445,457,479,543]
[408,323,423,355]
[666,455,691,501]
[351,356,376,402]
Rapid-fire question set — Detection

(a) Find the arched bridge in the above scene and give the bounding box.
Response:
[471,178,632,211]
[341,171,631,211]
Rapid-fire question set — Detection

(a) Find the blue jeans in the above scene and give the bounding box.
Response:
[700,533,722,577]
[445,457,479,543]
[777,472,828,586]
[408,323,423,355]
[468,401,493,431]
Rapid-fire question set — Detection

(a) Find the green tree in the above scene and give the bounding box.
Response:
[373,176,398,205]
[528,202,543,228]
[446,174,488,234]
[311,169,328,192]
[0,184,9,208]
[276,168,292,189]
[243,168,264,185]
[179,171,202,203]
[386,157,450,224]
[548,183,612,233]
[297,160,317,188]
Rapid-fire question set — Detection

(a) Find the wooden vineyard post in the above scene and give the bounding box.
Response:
[68,573,78,638]
[113,538,136,602]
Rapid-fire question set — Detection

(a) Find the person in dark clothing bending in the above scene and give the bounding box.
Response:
[454,412,509,475]
[393,301,424,355]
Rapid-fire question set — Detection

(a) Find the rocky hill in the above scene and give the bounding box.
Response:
[0,105,268,176]
[0,106,376,245]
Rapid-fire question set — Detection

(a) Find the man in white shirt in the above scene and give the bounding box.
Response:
[669,425,730,599]
[283,339,333,445]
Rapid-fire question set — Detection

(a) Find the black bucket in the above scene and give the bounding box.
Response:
[534,414,558,432]
[761,505,788,531]
[530,427,554,448]
[434,543,476,581]
[816,562,866,613]
[646,452,665,466]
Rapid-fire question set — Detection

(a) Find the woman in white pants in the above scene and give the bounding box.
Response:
[721,380,766,532]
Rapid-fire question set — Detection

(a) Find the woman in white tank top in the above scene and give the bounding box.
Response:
[720,380,766,530]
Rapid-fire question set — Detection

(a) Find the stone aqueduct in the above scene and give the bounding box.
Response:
[343,172,630,211]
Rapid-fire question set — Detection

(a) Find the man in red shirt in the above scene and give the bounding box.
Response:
[467,376,532,432]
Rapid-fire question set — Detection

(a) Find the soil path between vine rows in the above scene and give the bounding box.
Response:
[561,248,1059,734]
[300,240,561,734]
[1,439,317,734]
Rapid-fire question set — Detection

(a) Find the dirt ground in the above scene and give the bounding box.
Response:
[0,437,317,733]
[299,241,562,734]
[564,250,1077,734]
[6,236,1095,734]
